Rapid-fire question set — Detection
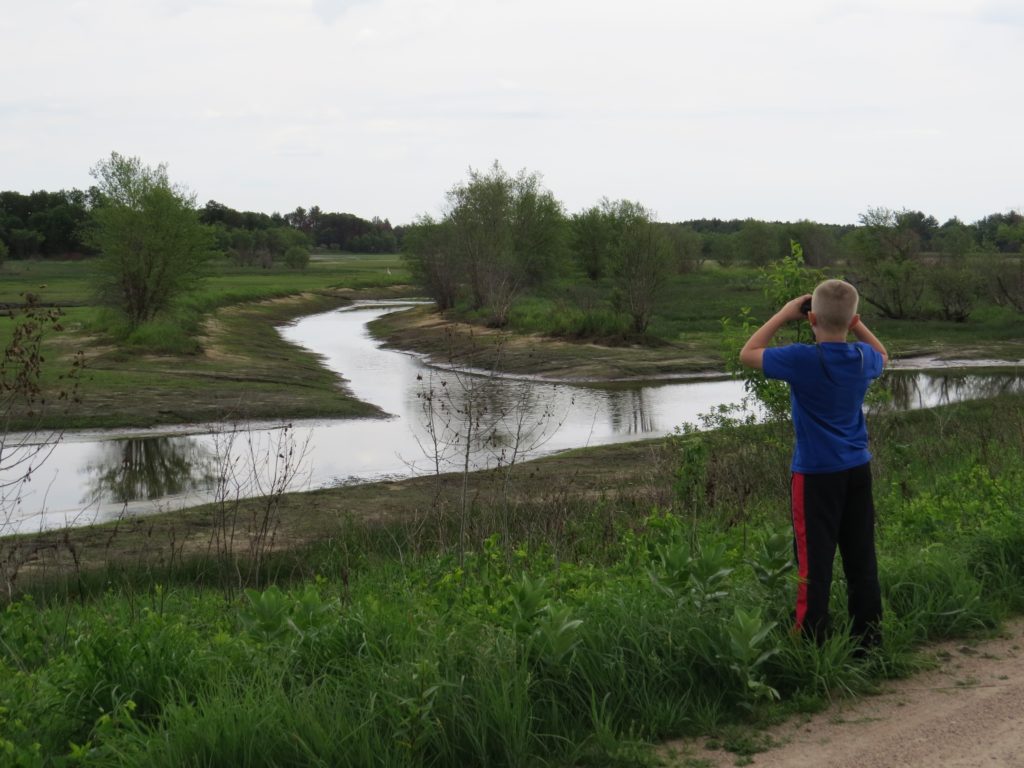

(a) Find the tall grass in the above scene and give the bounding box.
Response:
[2,394,1023,765]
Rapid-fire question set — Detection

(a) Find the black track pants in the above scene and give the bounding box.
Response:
[790,462,882,647]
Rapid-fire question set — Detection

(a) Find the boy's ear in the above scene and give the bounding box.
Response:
[848,314,861,330]
[807,311,818,326]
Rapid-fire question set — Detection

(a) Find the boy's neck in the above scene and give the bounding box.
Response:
[813,329,848,343]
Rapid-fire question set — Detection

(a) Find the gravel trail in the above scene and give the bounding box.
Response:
[665,618,1024,768]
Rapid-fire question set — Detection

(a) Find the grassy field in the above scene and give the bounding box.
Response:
[1,393,1022,766]
[3,250,1023,764]
[1,255,414,430]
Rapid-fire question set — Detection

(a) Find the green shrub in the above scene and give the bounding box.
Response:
[124,319,201,354]
[284,245,310,270]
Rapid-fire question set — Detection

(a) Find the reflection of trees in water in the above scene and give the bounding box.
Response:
[607,389,656,435]
[414,372,572,473]
[884,373,1024,410]
[82,437,216,505]
[481,382,553,450]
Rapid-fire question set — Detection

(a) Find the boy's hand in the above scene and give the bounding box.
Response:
[782,294,812,322]
[739,293,813,369]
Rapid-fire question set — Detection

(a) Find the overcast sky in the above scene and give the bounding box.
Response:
[2,0,1021,225]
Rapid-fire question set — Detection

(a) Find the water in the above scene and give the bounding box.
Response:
[3,302,1022,535]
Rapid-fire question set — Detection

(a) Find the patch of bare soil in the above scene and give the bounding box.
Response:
[666,618,1024,768]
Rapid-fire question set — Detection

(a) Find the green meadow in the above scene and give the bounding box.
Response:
[2,252,1024,766]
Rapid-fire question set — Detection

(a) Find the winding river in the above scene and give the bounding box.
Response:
[3,301,1022,536]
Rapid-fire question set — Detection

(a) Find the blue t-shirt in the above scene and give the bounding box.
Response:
[763,341,885,474]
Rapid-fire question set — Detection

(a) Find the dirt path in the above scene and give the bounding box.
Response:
[666,618,1024,768]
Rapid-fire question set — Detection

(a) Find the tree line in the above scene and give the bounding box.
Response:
[402,163,1024,331]
[0,186,399,268]
[5,180,1021,272]
[4,155,1023,332]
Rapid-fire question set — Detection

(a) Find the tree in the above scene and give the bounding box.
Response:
[973,210,1023,253]
[266,226,310,259]
[929,261,983,322]
[602,200,673,333]
[849,207,925,319]
[402,217,460,311]
[571,205,614,279]
[935,218,976,259]
[787,220,840,267]
[989,254,1024,313]
[0,239,7,269]
[87,152,215,329]
[230,228,256,266]
[8,228,45,258]
[928,219,983,321]
[737,219,785,266]
[284,245,310,270]
[664,224,704,273]
[995,218,1024,253]
[445,162,567,326]
[0,189,91,258]
[895,210,938,251]
[705,232,737,268]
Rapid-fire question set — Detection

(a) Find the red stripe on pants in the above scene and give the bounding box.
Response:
[791,472,809,631]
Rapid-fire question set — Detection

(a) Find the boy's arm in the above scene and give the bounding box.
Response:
[850,319,888,367]
[739,295,810,370]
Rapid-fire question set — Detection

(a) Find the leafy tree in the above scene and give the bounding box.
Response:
[995,219,1024,254]
[894,210,938,250]
[284,245,310,270]
[929,260,983,322]
[207,222,232,256]
[704,232,737,268]
[571,205,614,279]
[664,224,704,273]
[989,255,1024,313]
[737,219,785,266]
[230,229,256,266]
[934,218,976,258]
[86,152,215,329]
[974,210,1024,253]
[266,226,310,258]
[348,229,397,253]
[7,228,45,258]
[849,207,925,319]
[402,216,459,310]
[0,189,90,257]
[787,220,840,266]
[445,162,567,326]
[602,200,674,333]
[285,206,309,231]
[199,199,246,229]
[0,239,7,268]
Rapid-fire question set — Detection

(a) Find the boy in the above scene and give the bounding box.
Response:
[739,279,887,651]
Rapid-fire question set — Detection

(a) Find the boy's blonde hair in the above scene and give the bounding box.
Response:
[811,279,859,332]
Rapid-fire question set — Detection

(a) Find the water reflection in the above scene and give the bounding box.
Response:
[81,437,216,505]
[883,371,1024,410]
[409,373,574,472]
[607,389,657,434]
